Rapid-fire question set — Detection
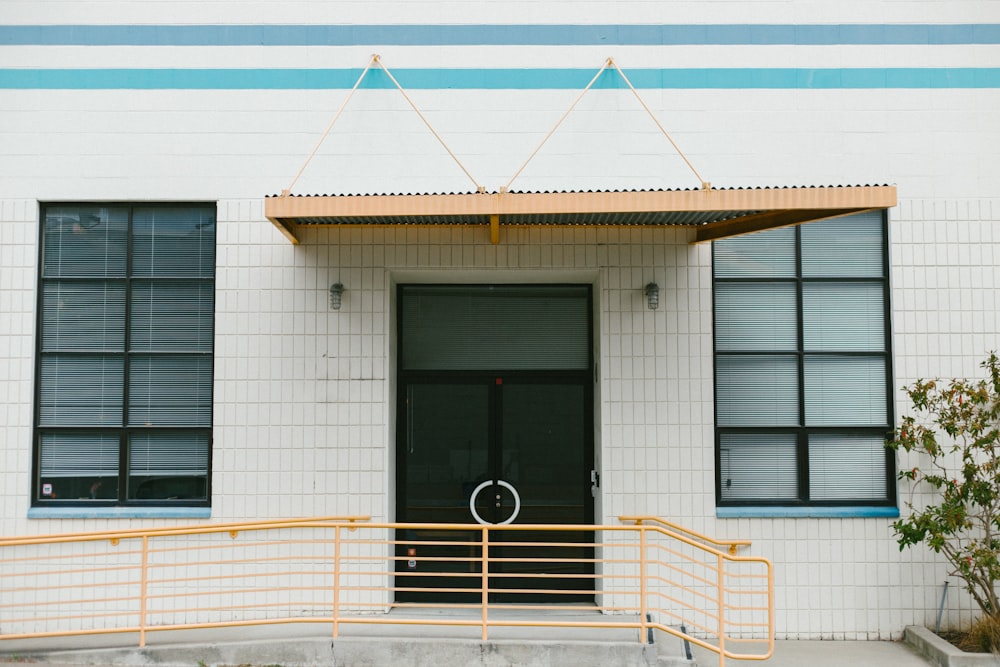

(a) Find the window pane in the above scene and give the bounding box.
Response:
[38,432,120,500]
[401,285,590,370]
[128,355,213,426]
[719,433,798,501]
[42,206,128,278]
[715,282,797,351]
[801,211,884,278]
[38,354,124,426]
[714,227,796,278]
[804,356,887,426]
[42,281,125,352]
[128,432,208,500]
[803,282,885,351]
[809,434,888,500]
[716,355,799,426]
[132,207,216,278]
[130,280,214,351]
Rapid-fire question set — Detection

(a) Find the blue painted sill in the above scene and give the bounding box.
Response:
[717,506,900,519]
[28,507,211,520]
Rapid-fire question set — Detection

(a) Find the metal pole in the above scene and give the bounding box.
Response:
[639,527,648,644]
[481,526,489,642]
[936,581,949,634]
[333,525,342,638]
[139,536,148,648]
[717,553,726,667]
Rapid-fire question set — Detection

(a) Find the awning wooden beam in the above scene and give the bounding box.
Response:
[264,185,897,244]
[694,207,877,243]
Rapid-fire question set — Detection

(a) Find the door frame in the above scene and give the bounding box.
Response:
[392,283,597,602]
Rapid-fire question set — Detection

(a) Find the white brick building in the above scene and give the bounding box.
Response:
[1,0,999,640]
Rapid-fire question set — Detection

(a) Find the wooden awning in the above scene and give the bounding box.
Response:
[264,184,896,244]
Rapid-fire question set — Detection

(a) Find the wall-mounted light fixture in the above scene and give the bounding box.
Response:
[644,282,659,310]
[329,283,344,310]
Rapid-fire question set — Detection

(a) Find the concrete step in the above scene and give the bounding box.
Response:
[0,612,697,667]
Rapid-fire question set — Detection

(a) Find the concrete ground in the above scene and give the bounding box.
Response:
[688,638,933,667]
[0,615,937,667]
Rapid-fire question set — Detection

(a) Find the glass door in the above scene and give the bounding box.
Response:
[395,376,592,602]
[492,379,592,602]
[395,284,594,603]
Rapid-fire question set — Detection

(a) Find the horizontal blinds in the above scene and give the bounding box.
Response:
[803,282,885,351]
[401,285,590,370]
[42,206,128,278]
[129,280,214,351]
[808,434,888,500]
[804,356,887,426]
[800,211,884,278]
[41,281,125,352]
[132,207,216,278]
[128,355,213,426]
[719,433,798,501]
[128,432,209,476]
[38,355,124,426]
[714,282,796,351]
[713,226,795,278]
[713,210,892,506]
[715,355,799,426]
[39,432,119,477]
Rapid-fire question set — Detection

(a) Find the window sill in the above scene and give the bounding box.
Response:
[716,506,899,519]
[28,506,211,520]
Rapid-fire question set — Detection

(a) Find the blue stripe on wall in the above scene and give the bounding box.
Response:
[2,24,1000,46]
[2,68,999,89]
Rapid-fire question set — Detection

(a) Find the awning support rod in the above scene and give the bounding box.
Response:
[503,59,612,193]
[283,55,486,197]
[373,55,486,194]
[608,58,711,191]
[283,56,377,197]
[504,57,712,193]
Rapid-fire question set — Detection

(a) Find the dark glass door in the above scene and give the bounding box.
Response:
[396,376,593,603]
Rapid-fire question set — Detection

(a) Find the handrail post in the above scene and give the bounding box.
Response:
[639,526,648,645]
[332,524,342,638]
[481,526,489,642]
[717,552,726,667]
[139,536,149,648]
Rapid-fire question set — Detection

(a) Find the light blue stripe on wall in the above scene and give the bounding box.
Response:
[2,68,999,89]
[1,24,999,46]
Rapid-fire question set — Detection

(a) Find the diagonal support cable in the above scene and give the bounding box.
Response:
[504,57,711,192]
[373,55,486,193]
[608,58,710,190]
[284,56,378,196]
[284,54,485,196]
[503,59,612,192]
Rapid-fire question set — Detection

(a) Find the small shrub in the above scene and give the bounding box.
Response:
[886,353,1000,643]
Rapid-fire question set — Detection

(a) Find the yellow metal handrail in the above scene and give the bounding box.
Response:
[0,517,773,666]
[618,515,753,556]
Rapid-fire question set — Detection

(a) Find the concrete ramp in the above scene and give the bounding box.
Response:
[0,612,697,667]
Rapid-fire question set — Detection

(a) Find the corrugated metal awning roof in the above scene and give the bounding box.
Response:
[264,184,897,244]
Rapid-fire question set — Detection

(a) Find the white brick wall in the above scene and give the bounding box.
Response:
[2,0,1000,640]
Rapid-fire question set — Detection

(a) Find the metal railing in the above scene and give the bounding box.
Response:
[0,516,773,665]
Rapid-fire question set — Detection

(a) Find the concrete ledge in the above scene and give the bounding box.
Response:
[904,625,1000,667]
[2,636,678,667]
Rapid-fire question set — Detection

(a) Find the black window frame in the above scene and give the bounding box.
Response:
[712,211,896,508]
[32,202,216,508]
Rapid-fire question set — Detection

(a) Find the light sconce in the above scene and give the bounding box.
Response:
[644,282,660,310]
[329,283,344,310]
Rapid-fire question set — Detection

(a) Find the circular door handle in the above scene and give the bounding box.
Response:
[469,479,521,526]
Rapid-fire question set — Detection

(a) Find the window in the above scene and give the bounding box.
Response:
[713,211,894,507]
[34,204,215,505]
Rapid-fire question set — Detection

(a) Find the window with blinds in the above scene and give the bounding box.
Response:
[713,211,894,506]
[35,204,215,505]
[400,285,591,371]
